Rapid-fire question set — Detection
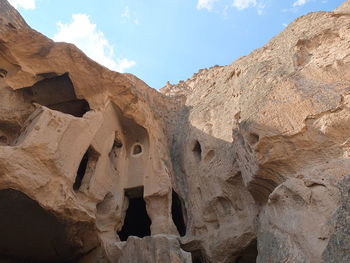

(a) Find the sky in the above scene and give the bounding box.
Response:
[8,0,344,89]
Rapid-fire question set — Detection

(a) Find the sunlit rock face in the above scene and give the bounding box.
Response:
[1,0,350,262]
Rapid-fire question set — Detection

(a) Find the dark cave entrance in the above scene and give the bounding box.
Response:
[171,189,187,236]
[192,140,202,160]
[191,249,208,263]
[117,187,151,241]
[73,151,88,191]
[21,73,90,117]
[73,146,99,192]
[234,239,258,263]
[0,189,81,263]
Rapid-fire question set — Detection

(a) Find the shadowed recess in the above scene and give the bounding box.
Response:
[0,189,81,263]
[73,146,99,192]
[234,239,258,263]
[21,73,90,117]
[117,187,151,241]
[192,140,202,160]
[132,144,142,155]
[171,189,187,236]
[191,249,209,263]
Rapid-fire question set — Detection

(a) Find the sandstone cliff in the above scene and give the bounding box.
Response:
[1,0,350,262]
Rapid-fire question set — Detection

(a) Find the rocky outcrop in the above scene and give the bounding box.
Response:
[1,0,350,262]
[161,0,350,261]
[0,0,180,261]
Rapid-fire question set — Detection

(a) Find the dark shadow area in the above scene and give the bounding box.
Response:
[73,146,99,192]
[234,239,258,263]
[191,249,209,263]
[73,151,88,191]
[0,189,81,262]
[21,73,90,117]
[0,120,21,146]
[181,240,210,263]
[132,144,142,155]
[192,140,202,160]
[118,187,151,241]
[171,189,187,236]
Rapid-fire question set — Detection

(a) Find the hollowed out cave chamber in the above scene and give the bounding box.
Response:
[0,189,82,263]
[117,186,188,241]
[171,189,187,237]
[117,187,151,241]
[21,73,90,117]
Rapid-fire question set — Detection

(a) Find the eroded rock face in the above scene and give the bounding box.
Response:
[0,0,178,261]
[161,0,350,261]
[1,0,350,262]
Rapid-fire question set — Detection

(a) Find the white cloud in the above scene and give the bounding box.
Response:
[292,0,310,7]
[53,14,136,73]
[197,0,263,12]
[8,0,35,9]
[256,2,266,15]
[196,0,219,11]
[115,58,137,72]
[121,6,139,25]
[121,6,131,19]
[232,0,257,10]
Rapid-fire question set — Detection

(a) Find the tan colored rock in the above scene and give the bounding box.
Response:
[1,0,350,262]
[0,0,179,261]
[161,1,350,262]
[114,236,191,263]
[335,0,350,12]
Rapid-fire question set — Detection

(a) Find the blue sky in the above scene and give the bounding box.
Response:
[9,0,344,89]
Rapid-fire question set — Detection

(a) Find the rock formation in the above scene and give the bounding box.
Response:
[0,0,350,262]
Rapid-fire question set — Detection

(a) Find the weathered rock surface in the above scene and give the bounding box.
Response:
[1,0,350,262]
[162,0,350,261]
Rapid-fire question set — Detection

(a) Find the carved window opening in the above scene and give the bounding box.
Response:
[192,140,202,160]
[132,143,143,156]
[118,187,151,241]
[171,189,187,236]
[0,189,82,262]
[21,73,90,117]
[73,146,99,192]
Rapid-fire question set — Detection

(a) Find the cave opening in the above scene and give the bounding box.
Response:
[73,146,99,192]
[192,140,202,160]
[117,187,151,241]
[21,73,90,117]
[171,189,187,236]
[191,249,208,263]
[234,239,258,263]
[132,143,143,155]
[0,189,81,263]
